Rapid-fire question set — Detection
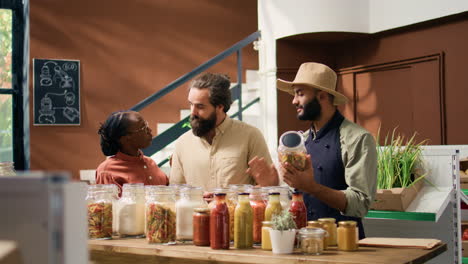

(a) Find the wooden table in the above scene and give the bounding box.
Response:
[89,238,447,264]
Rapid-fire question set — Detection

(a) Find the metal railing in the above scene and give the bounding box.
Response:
[130,31,262,163]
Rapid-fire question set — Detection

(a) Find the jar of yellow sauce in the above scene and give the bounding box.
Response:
[261,221,272,250]
[337,221,358,251]
[318,218,337,246]
[264,192,282,221]
[307,221,327,250]
[234,193,253,249]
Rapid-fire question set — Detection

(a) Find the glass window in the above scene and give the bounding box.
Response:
[0,94,12,161]
[0,9,12,89]
[0,9,13,162]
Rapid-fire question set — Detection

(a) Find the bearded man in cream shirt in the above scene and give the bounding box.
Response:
[169,73,278,190]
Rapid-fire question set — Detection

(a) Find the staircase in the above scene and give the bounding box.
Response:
[127,31,262,176]
[152,70,262,175]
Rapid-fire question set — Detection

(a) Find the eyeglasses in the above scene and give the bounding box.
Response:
[128,120,150,134]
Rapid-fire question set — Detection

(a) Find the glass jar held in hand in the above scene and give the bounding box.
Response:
[278,131,307,171]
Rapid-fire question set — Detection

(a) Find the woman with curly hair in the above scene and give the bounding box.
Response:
[96,111,168,194]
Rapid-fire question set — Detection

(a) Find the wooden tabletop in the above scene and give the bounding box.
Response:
[89,238,447,264]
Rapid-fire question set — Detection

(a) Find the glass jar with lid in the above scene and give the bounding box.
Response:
[264,192,282,221]
[210,192,230,249]
[228,184,253,201]
[210,187,236,241]
[0,162,16,176]
[278,131,307,171]
[175,186,205,241]
[247,186,266,244]
[86,189,113,239]
[318,218,337,246]
[261,221,272,250]
[234,193,253,249]
[337,221,358,251]
[298,227,328,255]
[307,221,327,249]
[169,183,191,201]
[289,191,307,229]
[193,208,210,246]
[114,183,145,237]
[146,186,176,244]
[267,186,291,211]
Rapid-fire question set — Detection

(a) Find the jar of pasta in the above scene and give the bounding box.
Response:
[145,186,176,244]
[278,131,307,171]
[87,189,113,239]
[337,221,358,251]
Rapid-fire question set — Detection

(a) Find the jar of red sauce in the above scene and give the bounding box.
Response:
[210,192,230,249]
[193,208,210,246]
[289,191,307,229]
[248,187,266,244]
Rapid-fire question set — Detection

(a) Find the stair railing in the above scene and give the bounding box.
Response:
[129,31,262,166]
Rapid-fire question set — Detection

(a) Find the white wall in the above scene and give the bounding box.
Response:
[257,0,468,153]
[369,0,468,33]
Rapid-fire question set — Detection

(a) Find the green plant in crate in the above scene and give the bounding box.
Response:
[376,127,427,189]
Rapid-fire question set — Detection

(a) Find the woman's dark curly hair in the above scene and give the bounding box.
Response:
[98,111,132,156]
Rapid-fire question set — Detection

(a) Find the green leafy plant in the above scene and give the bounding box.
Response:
[376,127,427,189]
[271,211,297,231]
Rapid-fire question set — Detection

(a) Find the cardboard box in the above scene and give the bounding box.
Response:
[461,158,468,175]
[370,180,424,211]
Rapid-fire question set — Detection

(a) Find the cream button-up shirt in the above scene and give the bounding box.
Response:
[169,116,272,190]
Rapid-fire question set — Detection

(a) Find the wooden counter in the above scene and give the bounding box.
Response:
[89,238,447,264]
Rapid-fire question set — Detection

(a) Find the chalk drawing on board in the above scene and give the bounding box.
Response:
[34,58,80,125]
[38,90,79,124]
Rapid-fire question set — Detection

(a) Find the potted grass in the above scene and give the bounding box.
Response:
[371,128,428,211]
[269,211,297,254]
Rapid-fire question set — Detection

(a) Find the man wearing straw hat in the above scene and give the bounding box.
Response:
[250,62,377,238]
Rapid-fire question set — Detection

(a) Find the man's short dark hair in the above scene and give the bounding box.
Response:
[190,73,232,113]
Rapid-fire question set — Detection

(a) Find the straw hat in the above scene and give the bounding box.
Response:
[277,62,348,105]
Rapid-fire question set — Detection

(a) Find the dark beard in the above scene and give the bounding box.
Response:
[190,111,217,137]
[298,96,321,121]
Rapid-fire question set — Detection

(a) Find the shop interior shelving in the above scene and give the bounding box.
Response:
[363,146,461,264]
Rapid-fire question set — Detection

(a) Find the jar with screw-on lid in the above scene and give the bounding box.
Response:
[298,228,328,255]
[0,162,16,176]
[337,221,359,251]
[234,193,253,249]
[307,221,327,250]
[265,192,283,221]
[278,131,307,171]
[193,208,210,246]
[247,186,266,244]
[318,218,337,246]
[210,192,230,249]
[261,221,272,250]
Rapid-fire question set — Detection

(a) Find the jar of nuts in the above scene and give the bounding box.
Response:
[297,227,328,255]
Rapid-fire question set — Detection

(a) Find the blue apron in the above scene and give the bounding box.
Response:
[303,110,365,239]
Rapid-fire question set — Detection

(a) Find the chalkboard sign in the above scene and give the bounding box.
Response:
[33,59,80,125]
